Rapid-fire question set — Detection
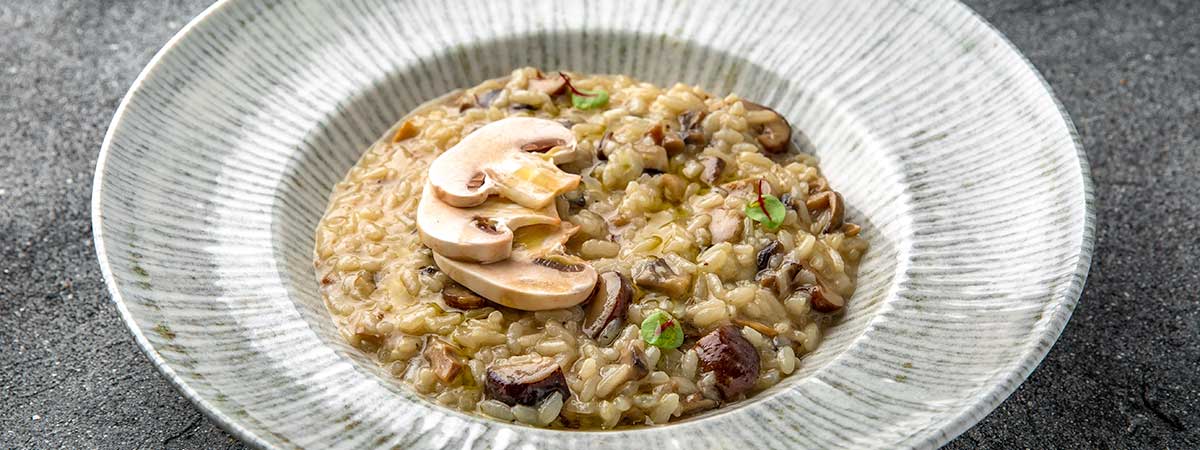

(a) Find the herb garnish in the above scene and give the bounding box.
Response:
[640,311,684,349]
[745,179,786,230]
[559,72,609,110]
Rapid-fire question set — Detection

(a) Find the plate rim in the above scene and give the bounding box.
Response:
[91,0,1096,448]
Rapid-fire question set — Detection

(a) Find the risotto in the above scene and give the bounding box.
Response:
[313,68,868,429]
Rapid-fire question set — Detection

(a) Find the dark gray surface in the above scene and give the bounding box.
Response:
[1,0,1196,448]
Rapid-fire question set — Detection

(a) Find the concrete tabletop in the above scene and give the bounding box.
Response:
[2,0,1197,448]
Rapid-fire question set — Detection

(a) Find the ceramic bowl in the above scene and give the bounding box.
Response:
[93,0,1094,448]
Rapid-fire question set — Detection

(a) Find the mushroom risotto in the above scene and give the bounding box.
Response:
[313,68,868,429]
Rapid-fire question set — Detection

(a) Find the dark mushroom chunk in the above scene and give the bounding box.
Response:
[699,156,726,186]
[809,284,846,313]
[485,355,571,406]
[756,240,782,272]
[758,261,801,299]
[678,110,707,146]
[695,325,761,400]
[582,272,633,344]
[477,89,502,108]
[424,338,465,383]
[620,342,652,380]
[633,257,692,298]
[662,134,685,156]
[741,101,792,154]
[806,191,844,233]
[442,283,487,310]
[648,123,665,146]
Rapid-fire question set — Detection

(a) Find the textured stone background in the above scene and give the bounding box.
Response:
[1,0,1197,448]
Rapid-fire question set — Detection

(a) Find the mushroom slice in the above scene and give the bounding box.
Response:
[428,117,581,210]
[741,101,792,154]
[485,354,571,406]
[632,257,691,298]
[424,338,465,383]
[806,190,845,233]
[433,225,598,311]
[442,283,488,310]
[417,185,560,264]
[809,284,846,313]
[582,272,633,343]
[696,325,761,400]
[620,342,652,380]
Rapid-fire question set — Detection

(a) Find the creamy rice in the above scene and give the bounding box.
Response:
[313,67,867,429]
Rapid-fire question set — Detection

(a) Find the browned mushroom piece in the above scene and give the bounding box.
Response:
[757,261,800,300]
[695,325,761,400]
[679,393,719,416]
[741,101,792,154]
[805,191,844,233]
[809,284,846,313]
[528,77,567,96]
[632,257,691,298]
[392,120,419,143]
[442,283,488,310]
[620,342,652,380]
[648,123,665,146]
[708,208,743,244]
[808,177,829,195]
[677,110,707,146]
[662,134,685,156]
[581,271,633,344]
[699,156,726,186]
[842,222,862,237]
[477,89,502,108]
[485,355,571,406]
[659,174,687,203]
[424,338,465,383]
[755,240,782,272]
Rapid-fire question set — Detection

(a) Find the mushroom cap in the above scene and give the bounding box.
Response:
[417,182,559,263]
[432,224,597,311]
[428,117,581,210]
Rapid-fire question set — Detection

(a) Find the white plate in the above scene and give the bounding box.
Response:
[93,0,1094,448]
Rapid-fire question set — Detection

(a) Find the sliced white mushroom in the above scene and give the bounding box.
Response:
[428,117,582,210]
[433,224,598,311]
[417,183,559,263]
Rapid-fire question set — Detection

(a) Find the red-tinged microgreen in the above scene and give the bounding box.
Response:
[640,311,683,349]
[745,179,786,230]
[559,72,609,110]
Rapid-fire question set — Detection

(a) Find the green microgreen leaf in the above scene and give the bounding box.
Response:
[746,195,787,230]
[559,71,609,110]
[745,178,786,230]
[640,311,684,349]
[571,88,609,110]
